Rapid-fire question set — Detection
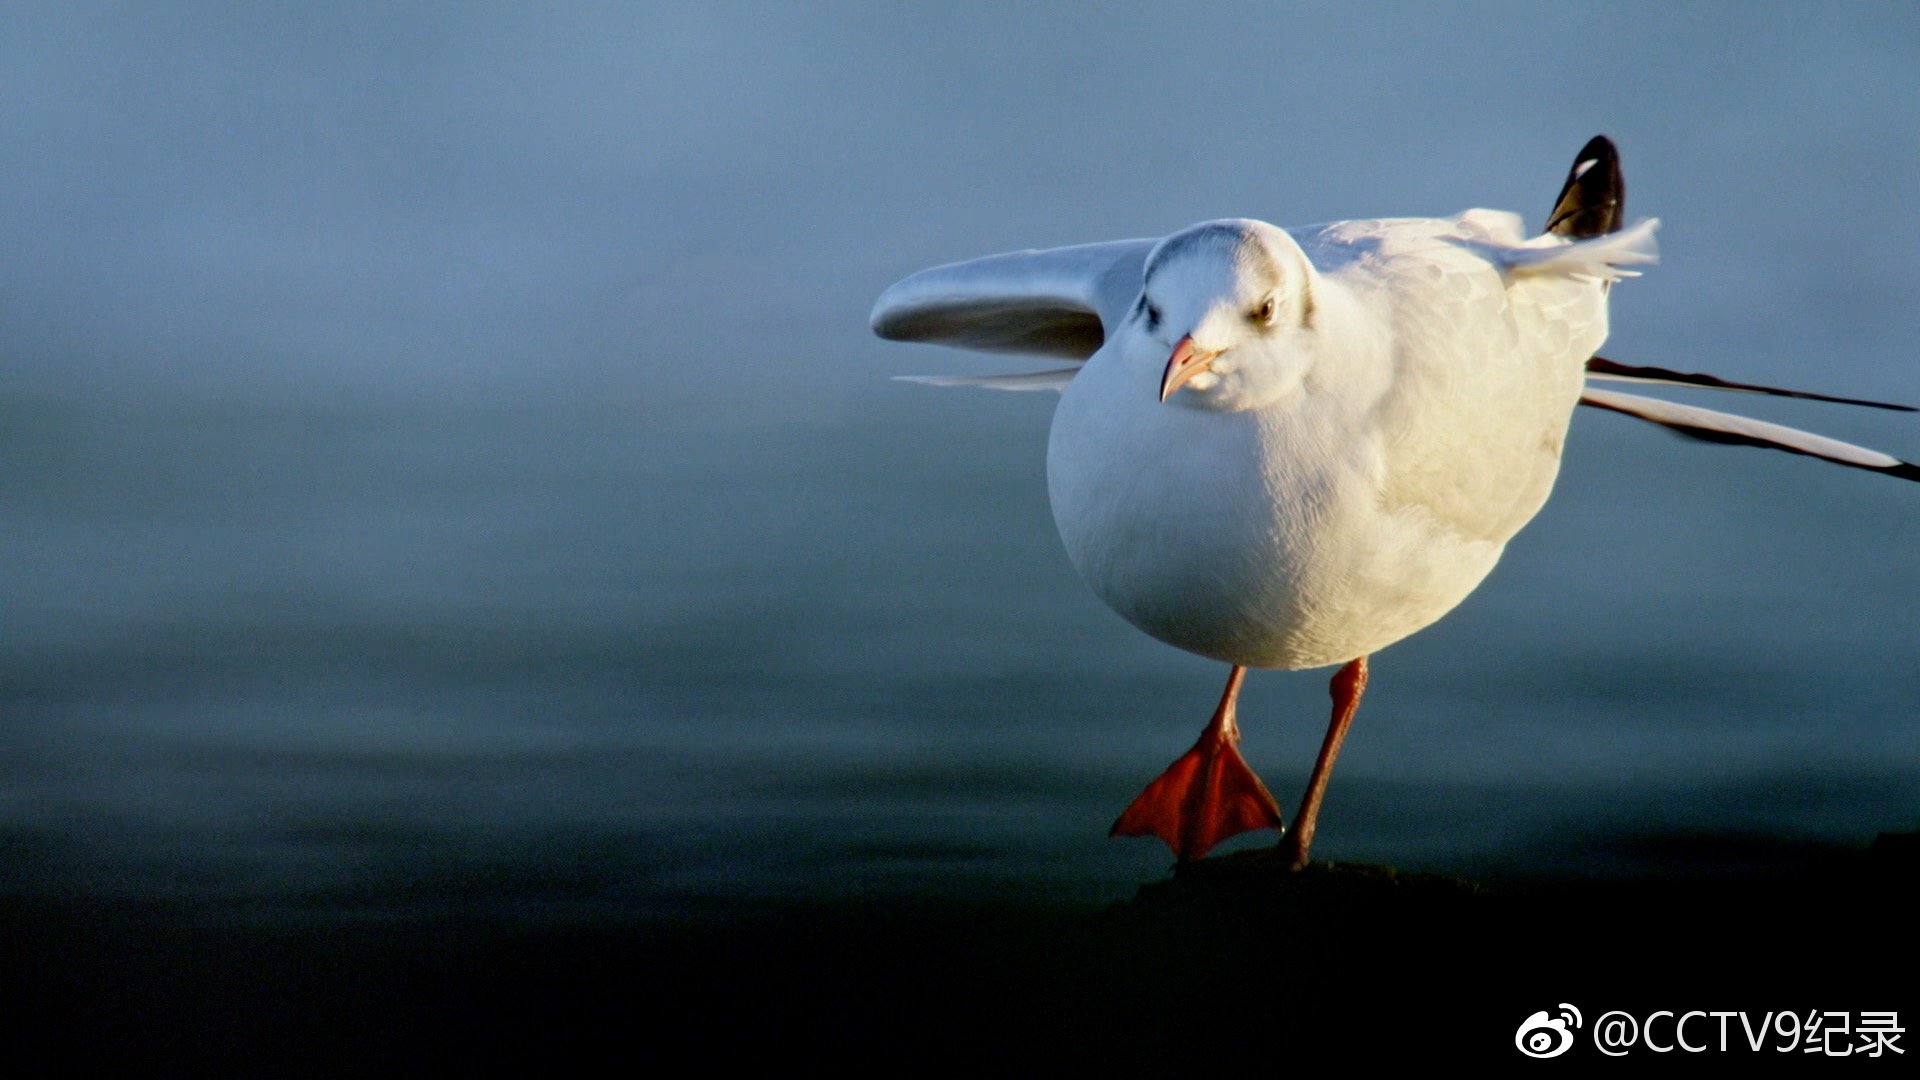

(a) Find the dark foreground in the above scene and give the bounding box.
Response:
[7,836,1915,1071]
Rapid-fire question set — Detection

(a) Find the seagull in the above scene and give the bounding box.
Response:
[870,136,1917,868]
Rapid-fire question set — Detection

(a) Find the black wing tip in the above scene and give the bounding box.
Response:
[1885,459,1920,482]
[1547,134,1625,239]
[1576,134,1618,163]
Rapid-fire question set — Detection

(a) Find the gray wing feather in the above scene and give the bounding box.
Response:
[870,239,1154,360]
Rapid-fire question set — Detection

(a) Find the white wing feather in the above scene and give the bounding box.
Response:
[1580,387,1920,481]
[1493,217,1660,280]
[893,368,1080,392]
[870,239,1154,360]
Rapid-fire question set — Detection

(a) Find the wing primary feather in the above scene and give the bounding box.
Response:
[1547,135,1626,239]
[1580,387,1920,482]
[1587,357,1917,412]
[893,368,1079,392]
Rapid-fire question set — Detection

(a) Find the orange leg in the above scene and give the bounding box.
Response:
[1110,665,1285,861]
[1277,656,1369,869]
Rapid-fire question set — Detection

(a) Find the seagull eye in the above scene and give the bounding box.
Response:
[1145,302,1161,329]
[1254,297,1276,325]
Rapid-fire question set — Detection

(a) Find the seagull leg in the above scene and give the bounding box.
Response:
[1110,665,1284,861]
[1277,656,1369,870]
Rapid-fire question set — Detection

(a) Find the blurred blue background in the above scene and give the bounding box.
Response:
[3,3,1916,923]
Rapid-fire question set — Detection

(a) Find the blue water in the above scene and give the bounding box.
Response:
[3,5,1917,924]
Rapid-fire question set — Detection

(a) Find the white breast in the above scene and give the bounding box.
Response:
[1046,217,1608,670]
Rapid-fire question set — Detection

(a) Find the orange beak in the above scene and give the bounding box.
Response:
[1159,335,1221,402]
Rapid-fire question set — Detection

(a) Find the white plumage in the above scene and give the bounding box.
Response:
[1047,213,1654,670]
[871,138,1915,865]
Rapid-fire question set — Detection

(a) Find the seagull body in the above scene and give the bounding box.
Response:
[872,138,1916,865]
[1049,212,1639,672]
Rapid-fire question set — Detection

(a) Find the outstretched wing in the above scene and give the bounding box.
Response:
[1586,356,1916,412]
[1579,386,1920,482]
[870,239,1155,360]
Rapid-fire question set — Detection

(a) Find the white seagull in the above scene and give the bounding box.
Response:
[870,137,1917,867]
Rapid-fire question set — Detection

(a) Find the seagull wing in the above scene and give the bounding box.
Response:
[1546,134,1626,240]
[1492,217,1660,282]
[870,239,1154,360]
[1579,386,1920,482]
[1585,357,1917,412]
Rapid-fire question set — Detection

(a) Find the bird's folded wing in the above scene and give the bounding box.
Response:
[1579,387,1920,482]
[870,239,1155,359]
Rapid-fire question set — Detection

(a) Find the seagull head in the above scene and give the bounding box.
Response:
[1138,220,1318,411]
